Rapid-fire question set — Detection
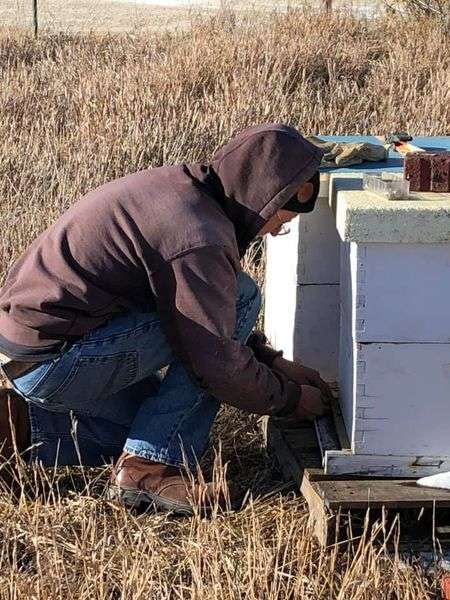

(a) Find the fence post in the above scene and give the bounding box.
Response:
[32,0,38,37]
[324,0,332,11]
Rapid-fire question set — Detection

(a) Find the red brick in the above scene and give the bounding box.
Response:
[404,152,432,192]
[431,152,450,192]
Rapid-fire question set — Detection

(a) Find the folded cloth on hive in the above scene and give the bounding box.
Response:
[306,135,388,168]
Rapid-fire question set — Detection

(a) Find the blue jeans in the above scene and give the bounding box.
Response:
[5,273,261,468]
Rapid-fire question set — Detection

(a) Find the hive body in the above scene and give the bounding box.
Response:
[265,162,450,477]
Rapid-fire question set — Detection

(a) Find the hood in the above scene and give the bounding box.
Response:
[187,123,324,255]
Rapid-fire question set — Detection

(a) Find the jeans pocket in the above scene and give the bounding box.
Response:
[38,351,139,418]
[10,358,62,399]
[13,352,79,413]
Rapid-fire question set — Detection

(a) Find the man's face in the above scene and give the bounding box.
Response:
[257,181,314,237]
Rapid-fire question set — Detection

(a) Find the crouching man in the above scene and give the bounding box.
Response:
[0,123,330,513]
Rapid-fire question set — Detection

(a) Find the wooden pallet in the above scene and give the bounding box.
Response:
[265,417,450,547]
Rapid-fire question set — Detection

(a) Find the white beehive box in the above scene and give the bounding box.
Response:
[329,177,450,477]
[266,171,450,477]
[264,178,341,382]
[336,240,450,463]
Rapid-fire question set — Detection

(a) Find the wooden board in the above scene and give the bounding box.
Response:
[339,242,450,460]
[265,280,340,383]
[339,340,450,458]
[293,284,340,382]
[324,450,450,478]
[265,416,450,547]
[264,223,300,361]
[297,196,341,285]
[341,241,450,344]
[315,478,450,510]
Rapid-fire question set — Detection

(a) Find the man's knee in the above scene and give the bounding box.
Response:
[236,272,261,311]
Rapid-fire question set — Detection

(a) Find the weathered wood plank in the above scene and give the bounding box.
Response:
[325,450,450,478]
[331,398,350,450]
[265,412,450,548]
[266,419,304,483]
[318,478,450,510]
[284,427,318,450]
[300,473,336,547]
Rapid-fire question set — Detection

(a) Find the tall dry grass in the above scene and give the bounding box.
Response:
[0,9,449,598]
[0,460,440,598]
[1,10,449,279]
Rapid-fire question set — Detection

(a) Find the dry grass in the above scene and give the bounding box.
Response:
[0,404,442,599]
[0,9,449,598]
[0,0,195,34]
[1,10,449,278]
[0,459,440,598]
[0,0,381,34]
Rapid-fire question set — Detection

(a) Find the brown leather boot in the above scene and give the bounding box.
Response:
[109,451,218,515]
[0,388,31,483]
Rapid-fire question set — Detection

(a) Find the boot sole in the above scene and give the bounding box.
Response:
[107,484,195,516]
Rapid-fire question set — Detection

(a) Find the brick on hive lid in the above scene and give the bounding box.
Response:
[404,152,432,192]
[431,152,450,193]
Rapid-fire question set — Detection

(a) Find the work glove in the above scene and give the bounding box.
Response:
[247,331,332,421]
[296,384,330,421]
[334,142,388,167]
[272,355,333,404]
[305,135,388,168]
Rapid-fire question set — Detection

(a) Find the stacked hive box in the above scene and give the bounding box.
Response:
[325,174,450,477]
[266,169,450,477]
[264,180,341,382]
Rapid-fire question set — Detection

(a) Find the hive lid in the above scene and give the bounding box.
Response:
[329,173,450,243]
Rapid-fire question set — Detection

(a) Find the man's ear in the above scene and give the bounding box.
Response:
[297,182,314,203]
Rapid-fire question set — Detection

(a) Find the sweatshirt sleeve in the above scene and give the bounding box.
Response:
[150,245,299,416]
[246,330,283,368]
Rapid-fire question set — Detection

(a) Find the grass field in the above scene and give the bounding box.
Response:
[0,0,381,33]
[1,0,191,33]
[0,7,449,598]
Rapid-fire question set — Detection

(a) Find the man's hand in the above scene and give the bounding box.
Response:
[272,356,333,403]
[296,384,330,421]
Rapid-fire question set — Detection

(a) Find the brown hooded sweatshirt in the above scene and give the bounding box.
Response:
[0,124,323,415]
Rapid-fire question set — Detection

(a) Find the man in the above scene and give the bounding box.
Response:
[0,123,330,514]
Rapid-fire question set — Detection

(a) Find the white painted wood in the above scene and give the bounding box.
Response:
[338,306,355,447]
[267,173,450,477]
[336,337,450,475]
[340,241,450,343]
[350,342,450,456]
[324,450,450,478]
[338,241,358,443]
[337,239,450,476]
[297,197,340,285]
[293,285,339,382]
[264,221,300,361]
[265,191,340,380]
